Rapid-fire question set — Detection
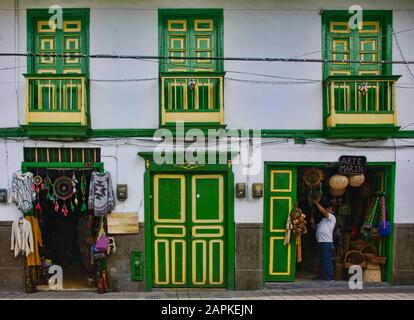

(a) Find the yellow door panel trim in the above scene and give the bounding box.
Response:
[154,174,186,223]
[269,196,292,233]
[63,21,81,32]
[154,239,170,285]
[270,170,292,192]
[154,225,186,237]
[330,21,351,34]
[359,21,380,34]
[192,175,223,223]
[192,240,207,285]
[209,240,224,285]
[37,21,56,33]
[168,20,187,32]
[172,240,186,285]
[194,19,213,32]
[269,237,291,276]
[192,226,224,238]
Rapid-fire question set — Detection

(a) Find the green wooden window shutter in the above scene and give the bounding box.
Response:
[162,14,221,72]
[327,20,383,76]
[30,12,88,74]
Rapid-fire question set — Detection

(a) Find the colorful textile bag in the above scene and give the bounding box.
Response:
[95,216,109,252]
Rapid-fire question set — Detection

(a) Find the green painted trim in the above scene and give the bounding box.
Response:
[3,127,414,139]
[263,161,395,283]
[324,75,401,82]
[91,129,157,138]
[143,169,152,291]
[0,128,27,137]
[21,161,103,172]
[227,168,235,290]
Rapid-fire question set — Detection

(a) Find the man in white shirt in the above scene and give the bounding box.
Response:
[311,199,336,281]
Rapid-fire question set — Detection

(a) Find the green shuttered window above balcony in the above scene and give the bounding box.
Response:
[322,11,401,135]
[25,9,90,138]
[159,9,224,127]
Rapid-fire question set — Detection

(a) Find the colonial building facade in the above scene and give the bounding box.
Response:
[0,0,414,292]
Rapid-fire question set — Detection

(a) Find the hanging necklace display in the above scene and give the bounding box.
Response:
[53,175,75,217]
[80,173,87,212]
[71,171,79,211]
[33,174,44,214]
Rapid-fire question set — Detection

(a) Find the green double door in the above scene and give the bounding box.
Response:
[151,173,226,288]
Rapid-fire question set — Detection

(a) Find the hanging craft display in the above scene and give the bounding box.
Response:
[71,172,78,211]
[44,176,54,201]
[329,174,349,190]
[348,174,365,188]
[33,175,44,214]
[80,174,88,212]
[378,196,391,237]
[303,168,324,187]
[53,176,75,217]
[358,82,369,96]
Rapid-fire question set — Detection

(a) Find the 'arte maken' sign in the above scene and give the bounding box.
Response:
[338,155,367,174]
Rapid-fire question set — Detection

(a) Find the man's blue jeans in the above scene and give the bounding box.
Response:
[317,242,334,280]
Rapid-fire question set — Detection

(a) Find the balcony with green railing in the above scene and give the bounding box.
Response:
[160,72,224,127]
[323,75,401,133]
[23,74,89,137]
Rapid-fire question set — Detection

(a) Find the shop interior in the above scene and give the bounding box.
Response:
[26,167,102,291]
[294,164,391,282]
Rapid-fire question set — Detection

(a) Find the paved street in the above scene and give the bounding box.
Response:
[0,285,413,300]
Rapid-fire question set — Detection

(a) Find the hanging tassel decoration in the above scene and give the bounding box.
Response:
[62,203,69,217]
[80,174,87,212]
[54,200,59,213]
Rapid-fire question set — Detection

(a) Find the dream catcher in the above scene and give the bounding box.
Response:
[53,175,75,216]
[32,174,44,214]
[80,173,88,212]
[44,175,54,201]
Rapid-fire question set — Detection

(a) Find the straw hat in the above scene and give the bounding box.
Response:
[348,174,365,188]
[329,174,349,190]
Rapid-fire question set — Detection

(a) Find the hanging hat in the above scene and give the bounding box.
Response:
[329,174,349,190]
[348,174,365,188]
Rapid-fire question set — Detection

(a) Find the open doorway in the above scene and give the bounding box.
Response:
[295,164,393,282]
[27,168,100,291]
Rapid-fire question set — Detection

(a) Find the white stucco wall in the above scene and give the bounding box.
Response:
[0,1,413,224]
[0,0,413,129]
[0,138,413,224]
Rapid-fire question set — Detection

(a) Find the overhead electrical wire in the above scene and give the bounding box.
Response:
[1,52,414,64]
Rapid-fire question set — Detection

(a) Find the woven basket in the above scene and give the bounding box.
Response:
[361,244,377,255]
[363,263,382,282]
[344,250,366,269]
[303,168,324,187]
[329,174,349,190]
[348,174,365,187]
[368,256,387,265]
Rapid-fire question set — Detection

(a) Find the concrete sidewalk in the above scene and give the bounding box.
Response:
[1,285,413,300]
